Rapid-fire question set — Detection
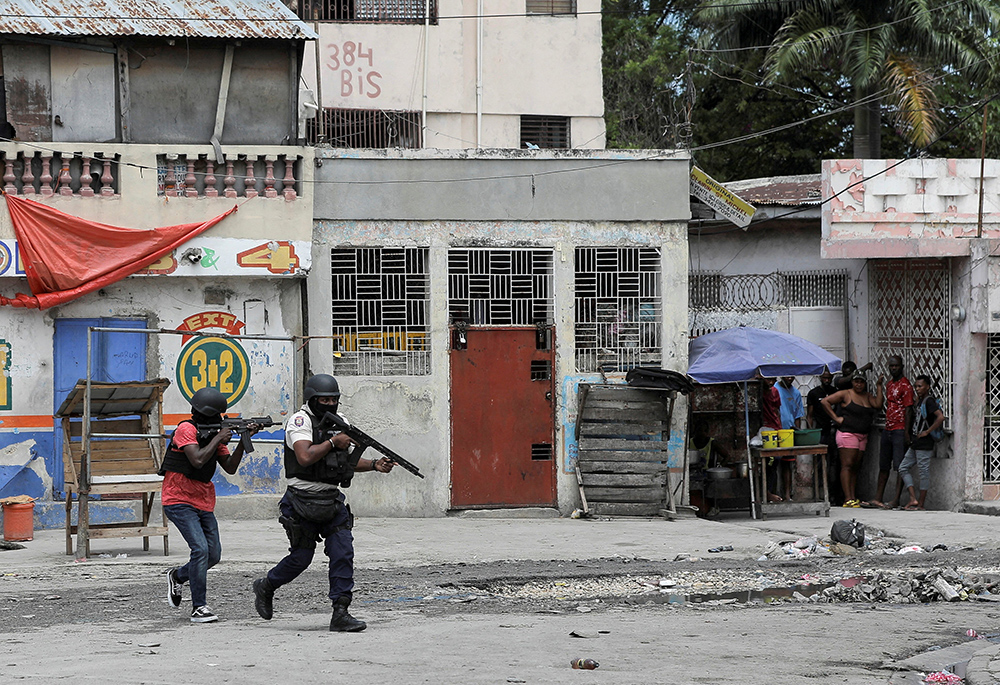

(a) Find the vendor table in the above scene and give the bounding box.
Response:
[751,445,830,520]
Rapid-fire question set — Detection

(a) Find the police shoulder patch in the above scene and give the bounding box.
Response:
[293,415,305,427]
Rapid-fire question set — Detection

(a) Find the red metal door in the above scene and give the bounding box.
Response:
[450,328,556,507]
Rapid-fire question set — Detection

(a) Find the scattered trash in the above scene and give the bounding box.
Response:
[658,579,676,588]
[569,631,598,639]
[924,671,963,684]
[570,509,587,519]
[897,546,925,555]
[570,659,599,670]
[830,519,866,548]
[116,554,128,559]
[708,545,733,553]
[138,642,161,648]
[43,595,60,600]
[98,554,112,559]
[0,541,26,551]
[965,629,984,640]
[575,605,593,613]
[672,553,691,562]
[931,544,948,551]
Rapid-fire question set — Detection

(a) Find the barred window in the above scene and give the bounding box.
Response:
[526,0,576,14]
[448,249,553,326]
[330,248,430,376]
[308,109,422,148]
[520,115,570,149]
[295,0,437,23]
[575,247,662,373]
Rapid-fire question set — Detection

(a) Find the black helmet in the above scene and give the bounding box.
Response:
[190,387,228,417]
[304,374,340,401]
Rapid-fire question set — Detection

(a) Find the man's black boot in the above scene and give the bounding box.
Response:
[330,596,366,632]
[253,577,275,620]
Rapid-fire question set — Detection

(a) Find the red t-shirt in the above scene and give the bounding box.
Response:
[762,385,781,431]
[161,421,230,512]
[885,377,915,431]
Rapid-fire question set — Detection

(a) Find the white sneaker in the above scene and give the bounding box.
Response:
[190,605,218,623]
[166,568,183,609]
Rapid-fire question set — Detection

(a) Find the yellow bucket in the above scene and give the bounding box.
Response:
[761,430,779,449]
[777,429,795,448]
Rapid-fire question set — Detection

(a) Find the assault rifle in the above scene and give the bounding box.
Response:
[320,411,424,479]
[197,416,278,454]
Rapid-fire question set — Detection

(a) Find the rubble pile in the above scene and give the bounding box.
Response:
[821,568,1000,604]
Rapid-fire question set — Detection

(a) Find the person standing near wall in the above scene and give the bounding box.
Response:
[775,376,804,501]
[821,372,884,508]
[807,368,843,506]
[868,355,914,509]
[163,388,260,623]
[760,376,783,503]
[898,374,945,510]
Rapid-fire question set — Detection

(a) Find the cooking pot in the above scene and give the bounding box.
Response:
[731,462,749,479]
[706,466,733,481]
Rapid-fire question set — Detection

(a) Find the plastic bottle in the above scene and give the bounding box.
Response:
[570,659,599,670]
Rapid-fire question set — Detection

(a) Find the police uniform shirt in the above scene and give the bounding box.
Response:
[285,404,353,492]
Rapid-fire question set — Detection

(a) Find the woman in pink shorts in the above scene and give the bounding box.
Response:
[821,373,883,508]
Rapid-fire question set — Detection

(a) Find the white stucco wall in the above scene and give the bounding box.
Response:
[300,0,605,149]
[308,219,688,516]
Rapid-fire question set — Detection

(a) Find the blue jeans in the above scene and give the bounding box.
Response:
[164,504,222,608]
[266,489,355,602]
[879,429,908,472]
[899,448,933,491]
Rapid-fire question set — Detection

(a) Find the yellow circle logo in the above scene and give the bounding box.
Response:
[176,337,251,406]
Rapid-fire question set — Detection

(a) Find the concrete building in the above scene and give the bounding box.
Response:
[0,0,317,526]
[293,0,606,149]
[822,158,1000,509]
[306,148,690,517]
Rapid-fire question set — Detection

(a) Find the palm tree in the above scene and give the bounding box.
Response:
[696,0,1000,158]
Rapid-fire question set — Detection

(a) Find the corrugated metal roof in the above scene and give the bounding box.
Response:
[724,174,822,207]
[0,0,318,40]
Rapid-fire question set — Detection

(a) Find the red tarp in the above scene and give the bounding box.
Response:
[0,194,237,309]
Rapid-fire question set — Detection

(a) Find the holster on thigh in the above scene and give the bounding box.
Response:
[279,514,319,551]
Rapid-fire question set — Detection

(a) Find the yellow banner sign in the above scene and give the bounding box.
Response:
[690,167,756,229]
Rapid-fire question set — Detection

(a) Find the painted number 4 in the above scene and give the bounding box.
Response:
[327,41,382,99]
[236,241,300,274]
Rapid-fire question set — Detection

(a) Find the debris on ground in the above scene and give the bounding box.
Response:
[822,568,1000,604]
[923,671,963,684]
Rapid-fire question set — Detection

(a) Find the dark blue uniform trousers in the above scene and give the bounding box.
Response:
[265,488,354,601]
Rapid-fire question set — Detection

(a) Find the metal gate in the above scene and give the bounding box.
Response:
[868,259,951,418]
[984,335,1000,483]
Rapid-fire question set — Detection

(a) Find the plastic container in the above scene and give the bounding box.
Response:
[571,659,599,670]
[761,430,779,449]
[777,429,795,448]
[794,428,822,446]
[2,501,34,541]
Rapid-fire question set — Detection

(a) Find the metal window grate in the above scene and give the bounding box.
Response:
[689,270,848,311]
[520,115,570,149]
[531,443,553,460]
[869,259,951,423]
[526,0,576,14]
[308,109,422,148]
[574,247,662,373]
[295,0,437,23]
[330,247,431,376]
[985,334,1000,483]
[448,249,554,326]
[530,360,551,381]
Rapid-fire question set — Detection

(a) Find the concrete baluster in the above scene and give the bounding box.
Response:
[224,158,237,198]
[100,156,115,197]
[185,158,198,197]
[3,157,16,195]
[204,158,218,197]
[164,160,178,197]
[20,151,34,195]
[244,155,258,198]
[40,155,53,196]
[282,156,297,201]
[80,156,95,197]
[264,157,277,198]
[59,157,73,196]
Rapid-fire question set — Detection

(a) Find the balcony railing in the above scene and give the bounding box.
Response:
[1,151,120,197]
[157,154,302,200]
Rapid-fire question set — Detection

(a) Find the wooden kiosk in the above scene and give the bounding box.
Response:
[57,379,170,557]
[751,444,830,520]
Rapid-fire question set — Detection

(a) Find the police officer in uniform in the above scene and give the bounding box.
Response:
[253,374,393,631]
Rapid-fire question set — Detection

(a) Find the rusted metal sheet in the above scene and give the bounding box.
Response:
[0,0,318,40]
[450,328,556,508]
